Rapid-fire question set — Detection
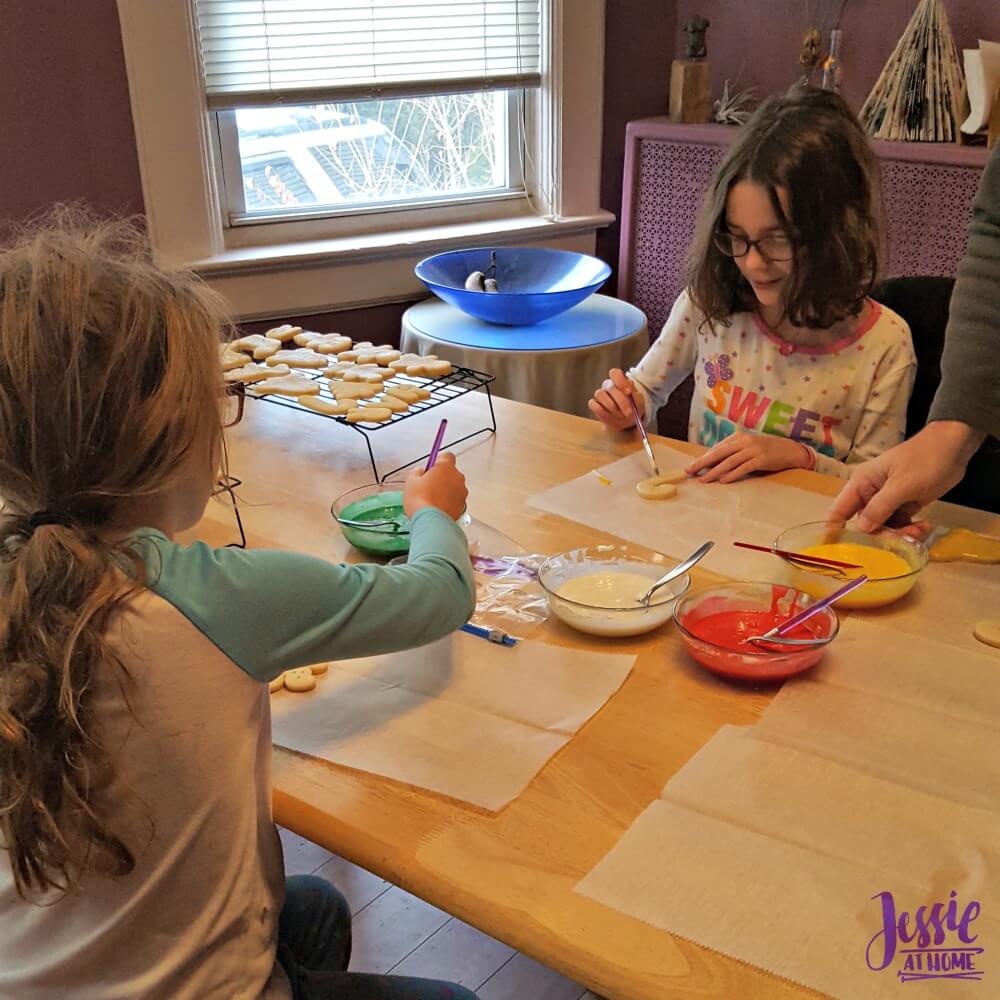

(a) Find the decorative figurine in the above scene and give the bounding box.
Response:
[798,27,823,83]
[671,15,712,123]
[683,15,710,60]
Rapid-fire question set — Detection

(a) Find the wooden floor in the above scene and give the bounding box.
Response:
[281,829,601,999]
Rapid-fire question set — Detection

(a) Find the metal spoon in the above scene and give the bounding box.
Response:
[638,540,714,607]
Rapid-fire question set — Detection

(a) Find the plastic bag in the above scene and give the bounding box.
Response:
[464,520,549,638]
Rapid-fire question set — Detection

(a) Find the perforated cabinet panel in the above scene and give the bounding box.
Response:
[631,140,725,336]
[880,160,980,277]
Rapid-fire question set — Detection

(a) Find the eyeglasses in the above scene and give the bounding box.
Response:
[213,474,246,548]
[223,383,245,429]
[713,229,795,263]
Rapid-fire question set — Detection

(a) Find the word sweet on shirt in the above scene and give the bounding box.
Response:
[698,357,841,456]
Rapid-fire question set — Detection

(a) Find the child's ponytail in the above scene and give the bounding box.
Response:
[0,517,144,897]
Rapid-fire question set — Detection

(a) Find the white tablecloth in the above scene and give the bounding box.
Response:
[401,294,649,417]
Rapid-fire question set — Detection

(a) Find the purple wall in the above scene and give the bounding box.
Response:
[2,1,144,225]
[597,0,677,295]
[677,1,1000,112]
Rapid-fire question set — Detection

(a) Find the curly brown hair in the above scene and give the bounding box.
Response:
[0,210,229,899]
[687,85,881,330]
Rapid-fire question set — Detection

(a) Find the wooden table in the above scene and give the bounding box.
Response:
[183,389,938,1000]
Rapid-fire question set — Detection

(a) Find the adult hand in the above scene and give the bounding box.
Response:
[403,452,468,520]
[830,422,985,534]
[685,432,812,483]
[588,369,643,431]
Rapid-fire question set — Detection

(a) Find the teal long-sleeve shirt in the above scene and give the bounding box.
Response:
[136,505,476,682]
[928,142,1000,436]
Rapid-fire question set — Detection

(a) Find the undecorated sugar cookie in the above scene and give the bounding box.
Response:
[268,673,286,693]
[298,396,355,415]
[341,366,387,384]
[225,363,291,384]
[309,663,329,675]
[221,345,249,371]
[407,359,453,378]
[386,385,431,402]
[973,619,1000,649]
[297,333,353,354]
[346,406,393,424]
[266,349,329,369]
[330,382,380,400]
[422,359,453,377]
[252,374,321,396]
[635,471,685,500]
[264,324,303,343]
[323,361,356,380]
[378,394,410,413]
[339,342,393,363]
[283,667,316,692]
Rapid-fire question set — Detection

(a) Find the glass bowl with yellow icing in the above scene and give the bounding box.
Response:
[774,522,928,609]
[538,543,691,637]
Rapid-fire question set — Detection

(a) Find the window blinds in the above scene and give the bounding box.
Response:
[195,1,542,109]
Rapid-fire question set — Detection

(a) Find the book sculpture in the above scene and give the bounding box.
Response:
[860,0,964,142]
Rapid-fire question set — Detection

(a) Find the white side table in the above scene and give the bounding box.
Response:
[400,294,649,417]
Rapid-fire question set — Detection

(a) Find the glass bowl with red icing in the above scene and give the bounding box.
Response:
[672,582,839,681]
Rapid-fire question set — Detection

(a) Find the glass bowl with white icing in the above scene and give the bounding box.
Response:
[538,543,691,637]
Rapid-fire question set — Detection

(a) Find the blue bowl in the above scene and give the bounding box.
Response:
[415,247,611,326]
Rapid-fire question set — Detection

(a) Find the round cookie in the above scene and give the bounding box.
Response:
[268,673,286,693]
[309,663,330,675]
[283,667,316,692]
[973,619,1000,649]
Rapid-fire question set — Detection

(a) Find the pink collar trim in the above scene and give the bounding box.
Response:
[751,300,882,356]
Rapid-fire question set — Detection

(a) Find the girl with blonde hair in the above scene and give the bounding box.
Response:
[0,214,479,1000]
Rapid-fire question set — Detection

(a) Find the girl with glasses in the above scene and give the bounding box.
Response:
[590,86,916,482]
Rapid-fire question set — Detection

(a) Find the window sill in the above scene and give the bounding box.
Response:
[191,210,614,320]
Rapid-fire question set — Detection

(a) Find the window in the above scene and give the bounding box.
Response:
[219,93,517,223]
[199,1,539,227]
[117,0,610,317]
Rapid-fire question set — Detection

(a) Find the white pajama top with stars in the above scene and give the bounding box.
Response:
[627,290,917,478]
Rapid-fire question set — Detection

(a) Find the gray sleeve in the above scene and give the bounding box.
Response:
[928,143,1000,436]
